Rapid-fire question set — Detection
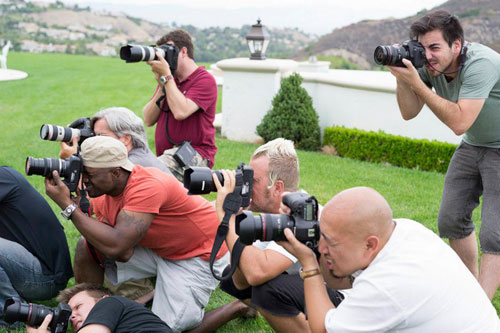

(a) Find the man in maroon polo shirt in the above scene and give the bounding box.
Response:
[143,29,217,181]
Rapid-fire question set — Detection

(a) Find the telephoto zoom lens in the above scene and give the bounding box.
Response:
[26,157,66,178]
[120,45,165,63]
[40,124,80,142]
[236,211,295,245]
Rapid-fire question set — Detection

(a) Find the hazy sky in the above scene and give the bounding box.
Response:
[58,0,448,35]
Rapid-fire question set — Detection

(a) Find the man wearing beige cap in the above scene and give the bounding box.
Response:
[45,136,229,332]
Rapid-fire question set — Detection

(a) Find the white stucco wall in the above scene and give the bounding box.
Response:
[214,58,462,145]
[216,58,297,142]
[300,70,461,144]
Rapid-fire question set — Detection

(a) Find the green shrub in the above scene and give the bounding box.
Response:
[256,73,321,151]
[323,125,457,173]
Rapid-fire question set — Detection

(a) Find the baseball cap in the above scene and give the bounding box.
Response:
[80,136,134,172]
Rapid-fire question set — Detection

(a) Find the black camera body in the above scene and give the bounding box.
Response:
[120,44,179,72]
[374,40,426,68]
[26,154,83,192]
[184,163,254,207]
[236,192,320,248]
[173,141,198,168]
[40,117,95,145]
[3,298,71,333]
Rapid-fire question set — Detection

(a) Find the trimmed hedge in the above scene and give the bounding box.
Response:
[323,125,458,173]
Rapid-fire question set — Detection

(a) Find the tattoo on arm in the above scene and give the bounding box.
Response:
[120,210,149,238]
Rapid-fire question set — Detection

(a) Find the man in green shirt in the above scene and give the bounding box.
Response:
[388,10,500,300]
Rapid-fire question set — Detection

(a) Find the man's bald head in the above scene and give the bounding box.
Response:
[323,187,393,241]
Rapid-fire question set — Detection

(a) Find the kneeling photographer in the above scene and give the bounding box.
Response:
[209,139,346,332]
[45,107,171,305]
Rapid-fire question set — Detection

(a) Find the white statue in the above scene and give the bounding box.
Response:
[0,41,12,70]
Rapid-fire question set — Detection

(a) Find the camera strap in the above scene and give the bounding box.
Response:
[156,86,184,146]
[209,174,246,281]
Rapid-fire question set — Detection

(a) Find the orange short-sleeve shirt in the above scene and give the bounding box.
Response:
[92,165,227,261]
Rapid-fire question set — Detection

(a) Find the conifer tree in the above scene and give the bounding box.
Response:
[256,73,320,151]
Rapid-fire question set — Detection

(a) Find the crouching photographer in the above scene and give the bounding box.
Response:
[205,138,345,332]
[50,107,172,305]
[279,187,499,332]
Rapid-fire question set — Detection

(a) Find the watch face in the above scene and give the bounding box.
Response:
[61,204,76,219]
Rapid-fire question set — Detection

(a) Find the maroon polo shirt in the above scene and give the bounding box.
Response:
[153,66,217,168]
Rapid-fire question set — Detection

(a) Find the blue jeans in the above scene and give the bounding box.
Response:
[0,238,67,321]
[438,141,500,254]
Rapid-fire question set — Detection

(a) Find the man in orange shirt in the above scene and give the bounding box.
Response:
[44,136,229,332]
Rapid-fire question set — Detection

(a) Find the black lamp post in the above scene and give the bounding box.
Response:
[246,19,270,60]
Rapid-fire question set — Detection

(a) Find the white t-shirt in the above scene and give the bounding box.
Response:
[253,240,301,274]
[325,218,500,332]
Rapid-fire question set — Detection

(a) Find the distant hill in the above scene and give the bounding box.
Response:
[296,0,500,69]
[0,0,315,62]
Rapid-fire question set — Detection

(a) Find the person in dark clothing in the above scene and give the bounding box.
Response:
[0,166,73,327]
[27,283,172,333]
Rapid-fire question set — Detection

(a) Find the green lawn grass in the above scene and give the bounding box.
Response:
[0,52,498,332]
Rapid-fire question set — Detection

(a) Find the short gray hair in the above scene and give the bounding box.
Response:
[251,138,299,191]
[91,107,148,149]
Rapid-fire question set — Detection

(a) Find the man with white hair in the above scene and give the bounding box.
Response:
[60,107,170,175]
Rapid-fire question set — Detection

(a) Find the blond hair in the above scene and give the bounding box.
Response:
[252,138,299,191]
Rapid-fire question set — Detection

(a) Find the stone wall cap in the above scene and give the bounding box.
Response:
[216,57,298,73]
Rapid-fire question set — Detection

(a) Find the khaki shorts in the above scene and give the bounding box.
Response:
[105,247,229,332]
[103,275,154,300]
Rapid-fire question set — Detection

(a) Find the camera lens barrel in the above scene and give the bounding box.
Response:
[120,45,165,63]
[373,44,410,67]
[26,156,66,178]
[40,124,79,142]
[183,167,223,195]
[3,298,53,327]
[374,46,391,65]
[236,211,295,245]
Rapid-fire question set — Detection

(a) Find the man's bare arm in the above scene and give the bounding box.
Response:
[142,85,164,126]
[69,209,154,260]
[390,59,485,134]
[412,82,485,135]
[395,79,425,120]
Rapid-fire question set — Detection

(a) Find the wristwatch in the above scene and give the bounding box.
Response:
[160,74,173,86]
[61,203,78,220]
[300,267,321,279]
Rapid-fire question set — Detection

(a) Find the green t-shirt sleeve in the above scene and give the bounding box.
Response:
[459,58,500,99]
[418,67,433,88]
